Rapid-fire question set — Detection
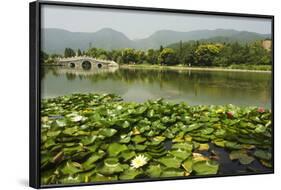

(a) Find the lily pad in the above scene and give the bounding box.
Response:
[198,143,209,151]
[146,164,162,177]
[91,173,118,182]
[169,149,191,160]
[182,157,193,173]
[99,158,124,175]
[107,143,128,157]
[157,156,182,168]
[82,150,105,169]
[99,128,117,137]
[161,168,185,177]
[61,161,83,175]
[254,149,271,160]
[229,150,255,165]
[119,168,142,180]
[132,135,146,144]
[193,160,219,175]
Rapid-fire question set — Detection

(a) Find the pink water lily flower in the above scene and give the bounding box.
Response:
[257,107,265,113]
[226,111,234,119]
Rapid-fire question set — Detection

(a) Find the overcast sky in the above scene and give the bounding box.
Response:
[41,4,272,40]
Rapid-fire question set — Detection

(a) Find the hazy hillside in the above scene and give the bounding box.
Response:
[41,28,134,53]
[42,28,271,54]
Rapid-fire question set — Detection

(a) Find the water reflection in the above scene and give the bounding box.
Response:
[41,66,271,108]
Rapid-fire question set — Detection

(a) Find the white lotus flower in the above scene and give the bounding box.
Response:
[71,115,83,122]
[130,154,148,169]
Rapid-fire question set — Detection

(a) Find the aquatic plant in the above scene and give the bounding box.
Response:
[40,93,272,185]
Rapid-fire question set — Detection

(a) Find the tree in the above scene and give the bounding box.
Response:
[195,44,222,66]
[40,51,49,63]
[64,48,75,58]
[77,49,82,56]
[158,48,177,65]
[122,48,137,64]
[146,49,158,64]
[159,45,164,52]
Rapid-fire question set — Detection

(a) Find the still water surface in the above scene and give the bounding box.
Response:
[41,67,272,108]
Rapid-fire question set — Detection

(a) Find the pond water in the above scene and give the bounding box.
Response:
[41,66,272,108]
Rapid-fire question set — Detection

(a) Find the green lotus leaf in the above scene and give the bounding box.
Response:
[61,161,83,175]
[157,156,182,168]
[147,109,155,118]
[198,143,209,151]
[225,141,242,150]
[41,169,57,185]
[63,127,78,136]
[214,129,226,137]
[119,134,131,143]
[134,144,147,151]
[82,150,105,169]
[120,150,136,161]
[47,130,61,137]
[63,145,84,155]
[184,123,202,132]
[99,128,117,137]
[119,168,142,180]
[255,124,267,133]
[44,139,56,148]
[91,173,118,182]
[132,135,146,144]
[55,119,67,127]
[146,164,162,177]
[169,149,191,160]
[81,135,97,145]
[59,175,80,184]
[99,158,124,175]
[229,150,255,165]
[76,169,96,183]
[172,142,193,152]
[193,160,219,175]
[201,128,214,135]
[149,136,166,145]
[107,143,128,157]
[182,157,193,173]
[136,106,147,114]
[254,149,271,160]
[75,130,90,136]
[161,168,185,177]
[122,120,130,128]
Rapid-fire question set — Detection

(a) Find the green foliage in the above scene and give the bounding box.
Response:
[41,93,272,185]
[195,44,222,66]
[77,49,82,56]
[158,48,178,65]
[64,48,76,58]
[40,51,49,63]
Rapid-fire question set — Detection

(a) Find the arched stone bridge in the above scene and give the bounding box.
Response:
[57,56,119,70]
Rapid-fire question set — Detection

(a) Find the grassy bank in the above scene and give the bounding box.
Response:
[120,64,271,73]
[41,93,272,185]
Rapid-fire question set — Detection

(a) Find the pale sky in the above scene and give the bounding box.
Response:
[41,4,272,40]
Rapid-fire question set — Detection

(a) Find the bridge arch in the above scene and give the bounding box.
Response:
[69,62,75,68]
[97,62,103,68]
[82,60,92,70]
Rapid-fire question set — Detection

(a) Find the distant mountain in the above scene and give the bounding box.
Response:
[41,28,133,53]
[42,28,271,54]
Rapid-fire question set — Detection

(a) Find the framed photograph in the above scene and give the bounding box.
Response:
[29,0,274,188]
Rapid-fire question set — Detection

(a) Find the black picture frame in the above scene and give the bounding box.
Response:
[29,0,274,188]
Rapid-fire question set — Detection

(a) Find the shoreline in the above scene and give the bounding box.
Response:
[120,64,272,73]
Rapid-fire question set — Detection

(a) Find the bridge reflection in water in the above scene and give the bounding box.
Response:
[54,66,119,76]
